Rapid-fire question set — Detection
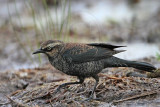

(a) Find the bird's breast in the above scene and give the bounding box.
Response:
[49,55,104,77]
[49,55,69,73]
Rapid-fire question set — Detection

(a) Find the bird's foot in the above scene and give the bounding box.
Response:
[52,86,62,96]
[83,98,100,102]
[83,96,100,101]
[53,89,60,95]
[84,96,93,101]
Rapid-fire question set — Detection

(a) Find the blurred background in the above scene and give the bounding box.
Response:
[0,0,160,71]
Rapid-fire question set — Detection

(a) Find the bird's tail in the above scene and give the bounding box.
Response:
[104,57,156,72]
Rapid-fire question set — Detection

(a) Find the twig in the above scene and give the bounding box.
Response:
[0,102,11,106]
[96,88,107,95]
[9,90,22,96]
[113,90,158,104]
[51,78,65,82]
[75,88,88,95]
[45,90,67,103]
[99,74,123,80]
[6,95,28,107]
[49,99,54,107]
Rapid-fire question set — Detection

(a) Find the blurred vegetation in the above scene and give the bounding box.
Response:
[4,0,160,67]
[8,0,72,64]
[156,53,160,61]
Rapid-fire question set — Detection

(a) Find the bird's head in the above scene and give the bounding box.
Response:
[33,40,64,57]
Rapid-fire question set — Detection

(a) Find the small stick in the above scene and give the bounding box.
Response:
[99,74,123,80]
[113,90,158,104]
[45,90,67,103]
[10,90,22,96]
[6,95,27,107]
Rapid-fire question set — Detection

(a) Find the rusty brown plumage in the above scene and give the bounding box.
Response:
[64,43,95,55]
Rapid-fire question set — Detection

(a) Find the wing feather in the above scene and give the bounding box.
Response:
[62,43,125,63]
[87,43,126,50]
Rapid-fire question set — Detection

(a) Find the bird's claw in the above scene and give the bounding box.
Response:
[84,97,93,101]
[83,96,100,101]
[52,88,61,96]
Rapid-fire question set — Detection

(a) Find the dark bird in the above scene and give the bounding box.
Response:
[33,40,156,100]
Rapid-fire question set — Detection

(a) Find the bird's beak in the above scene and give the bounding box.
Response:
[32,49,45,54]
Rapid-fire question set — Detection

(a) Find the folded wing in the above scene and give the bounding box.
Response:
[87,43,126,49]
[62,43,125,63]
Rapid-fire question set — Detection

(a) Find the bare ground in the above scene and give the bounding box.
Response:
[0,63,160,107]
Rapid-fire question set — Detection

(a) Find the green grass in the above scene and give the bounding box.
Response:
[7,0,72,65]
[156,53,160,61]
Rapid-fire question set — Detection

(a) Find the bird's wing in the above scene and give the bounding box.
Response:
[62,43,125,64]
[87,43,126,50]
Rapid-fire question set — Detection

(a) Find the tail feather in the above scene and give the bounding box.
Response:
[104,57,156,72]
[127,61,156,72]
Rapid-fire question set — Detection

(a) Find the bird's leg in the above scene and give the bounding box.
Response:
[85,75,99,101]
[54,77,84,94]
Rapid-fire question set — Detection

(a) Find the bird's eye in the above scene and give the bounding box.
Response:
[47,46,52,51]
